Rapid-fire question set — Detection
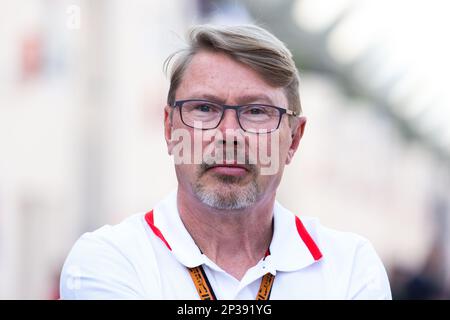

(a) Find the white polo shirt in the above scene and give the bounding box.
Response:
[60,190,392,299]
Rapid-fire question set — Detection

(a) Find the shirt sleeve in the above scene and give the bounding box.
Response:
[60,231,146,299]
[346,240,392,300]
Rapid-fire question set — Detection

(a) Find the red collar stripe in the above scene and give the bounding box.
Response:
[145,209,322,261]
[145,210,172,251]
[295,216,323,261]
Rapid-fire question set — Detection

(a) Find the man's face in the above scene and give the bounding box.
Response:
[164,51,305,211]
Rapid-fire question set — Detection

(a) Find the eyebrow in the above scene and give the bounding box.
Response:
[190,93,277,106]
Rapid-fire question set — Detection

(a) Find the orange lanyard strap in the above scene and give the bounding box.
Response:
[188,265,217,300]
[256,272,275,300]
[188,265,275,300]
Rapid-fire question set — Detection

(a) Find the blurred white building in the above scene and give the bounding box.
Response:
[0,0,194,299]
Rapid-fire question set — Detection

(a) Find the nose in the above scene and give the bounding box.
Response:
[217,108,241,132]
[214,108,245,148]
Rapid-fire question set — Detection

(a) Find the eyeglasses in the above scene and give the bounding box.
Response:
[172,99,298,133]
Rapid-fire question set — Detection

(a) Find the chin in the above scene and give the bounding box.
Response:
[193,180,259,211]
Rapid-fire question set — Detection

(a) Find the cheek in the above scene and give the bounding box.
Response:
[279,139,290,161]
[278,127,292,160]
[266,130,291,162]
[175,163,198,185]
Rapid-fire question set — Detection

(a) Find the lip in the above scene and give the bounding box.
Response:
[207,164,249,176]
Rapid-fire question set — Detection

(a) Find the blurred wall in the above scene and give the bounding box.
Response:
[0,0,195,299]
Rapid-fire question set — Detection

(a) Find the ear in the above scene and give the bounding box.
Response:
[285,116,306,165]
[164,105,174,155]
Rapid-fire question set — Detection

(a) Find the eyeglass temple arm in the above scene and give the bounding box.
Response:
[285,109,298,117]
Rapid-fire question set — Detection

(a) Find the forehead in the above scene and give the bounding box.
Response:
[176,51,288,106]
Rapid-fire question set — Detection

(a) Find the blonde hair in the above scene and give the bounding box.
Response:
[164,24,302,115]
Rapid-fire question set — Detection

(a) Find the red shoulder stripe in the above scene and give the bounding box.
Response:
[145,210,172,251]
[295,216,322,261]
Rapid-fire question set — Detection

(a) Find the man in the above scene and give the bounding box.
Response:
[60,24,391,299]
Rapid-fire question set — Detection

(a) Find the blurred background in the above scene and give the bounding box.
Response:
[0,0,449,299]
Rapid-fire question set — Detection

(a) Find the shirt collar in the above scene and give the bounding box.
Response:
[145,190,323,272]
[269,201,323,272]
[148,190,205,268]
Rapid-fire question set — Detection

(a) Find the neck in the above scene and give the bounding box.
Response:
[177,187,275,280]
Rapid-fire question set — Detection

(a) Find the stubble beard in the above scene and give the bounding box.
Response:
[193,163,260,211]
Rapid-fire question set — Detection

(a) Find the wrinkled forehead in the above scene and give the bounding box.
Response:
[177,51,288,107]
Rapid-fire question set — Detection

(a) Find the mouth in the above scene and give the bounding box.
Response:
[206,164,250,177]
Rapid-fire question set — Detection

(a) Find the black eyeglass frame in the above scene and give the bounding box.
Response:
[171,99,299,133]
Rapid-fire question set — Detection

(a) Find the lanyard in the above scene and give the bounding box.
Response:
[187,265,275,300]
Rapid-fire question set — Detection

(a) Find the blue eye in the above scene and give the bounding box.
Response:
[249,108,265,114]
[197,104,212,112]
[243,106,269,116]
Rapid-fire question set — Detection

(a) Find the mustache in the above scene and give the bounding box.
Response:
[200,149,258,174]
